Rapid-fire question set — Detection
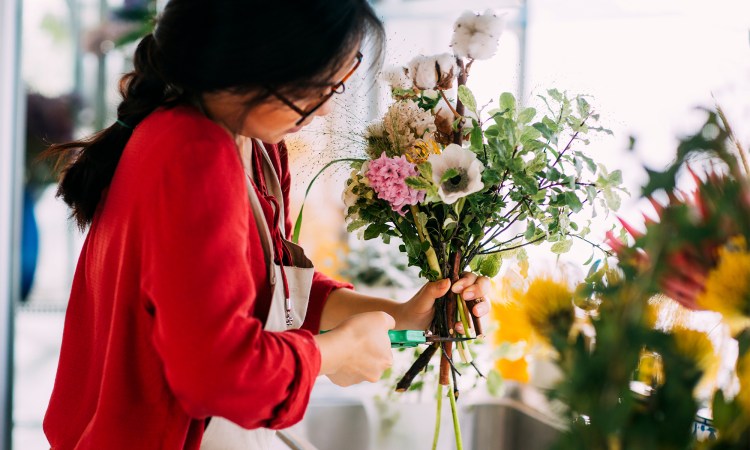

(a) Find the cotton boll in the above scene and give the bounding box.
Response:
[382,65,413,91]
[434,53,458,89]
[408,55,439,90]
[450,10,504,60]
[475,9,504,37]
[450,27,474,59]
[468,34,500,60]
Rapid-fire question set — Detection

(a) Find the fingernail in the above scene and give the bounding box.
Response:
[463,290,475,300]
[440,279,451,289]
[475,303,488,315]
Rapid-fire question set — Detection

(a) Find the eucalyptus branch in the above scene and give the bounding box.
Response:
[539,180,596,190]
[572,233,614,257]
[479,235,544,255]
[553,113,592,167]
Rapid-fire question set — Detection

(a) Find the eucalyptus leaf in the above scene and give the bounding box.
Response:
[550,239,573,254]
[458,85,478,114]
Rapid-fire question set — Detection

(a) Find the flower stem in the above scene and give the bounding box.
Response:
[432,383,443,450]
[448,380,463,450]
[410,205,442,275]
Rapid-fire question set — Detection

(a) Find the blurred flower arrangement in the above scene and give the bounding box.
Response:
[512,108,750,449]
[336,9,623,449]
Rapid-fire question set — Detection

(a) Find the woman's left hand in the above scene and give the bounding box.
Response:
[396,273,492,332]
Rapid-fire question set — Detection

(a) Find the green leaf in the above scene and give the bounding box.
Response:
[547,88,563,102]
[458,85,478,113]
[440,168,461,184]
[550,239,573,254]
[576,96,591,117]
[405,176,432,190]
[524,221,536,240]
[417,162,433,181]
[346,219,367,232]
[603,188,621,211]
[532,122,554,140]
[487,369,504,397]
[499,92,516,116]
[478,254,502,277]
[563,191,584,213]
[517,107,536,124]
[470,126,484,150]
[363,223,390,240]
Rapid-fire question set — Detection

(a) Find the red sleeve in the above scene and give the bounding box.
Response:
[141,129,319,430]
[271,141,352,334]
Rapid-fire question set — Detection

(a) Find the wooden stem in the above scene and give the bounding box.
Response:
[396,344,439,392]
[465,299,484,337]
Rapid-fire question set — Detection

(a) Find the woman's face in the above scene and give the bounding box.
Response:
[203,49,361,143]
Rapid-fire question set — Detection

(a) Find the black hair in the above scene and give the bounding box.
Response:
[46,0,384,229]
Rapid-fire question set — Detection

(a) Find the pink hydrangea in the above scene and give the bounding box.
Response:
[365,152,425,215]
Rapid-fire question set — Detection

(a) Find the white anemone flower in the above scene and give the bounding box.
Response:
[382,65,413,91]
[427,144,485,204]
[451,9,504,60]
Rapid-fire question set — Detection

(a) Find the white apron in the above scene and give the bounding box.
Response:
[200,138,316,450]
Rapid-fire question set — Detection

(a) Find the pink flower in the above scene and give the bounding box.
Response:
[365,153,425,215]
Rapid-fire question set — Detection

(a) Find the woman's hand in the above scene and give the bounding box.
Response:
[314,311,395,387]
[395,273,492,332]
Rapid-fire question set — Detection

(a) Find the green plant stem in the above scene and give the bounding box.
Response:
[448,380,463,450]
[410,205,442,274]
[432,383,443,450]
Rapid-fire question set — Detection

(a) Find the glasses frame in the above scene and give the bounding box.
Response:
[268,52,363,126]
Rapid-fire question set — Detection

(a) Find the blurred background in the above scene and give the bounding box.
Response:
[0,0,749,448]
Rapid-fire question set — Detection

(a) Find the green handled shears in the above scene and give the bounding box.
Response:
[320,329,472,349]
[387,330,473,348]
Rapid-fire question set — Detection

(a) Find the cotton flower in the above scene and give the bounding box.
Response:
[427,143,485,204]
[451,9,504,60]
[382,65,413,91]
[407,53,458,90]
[365,153,426,215]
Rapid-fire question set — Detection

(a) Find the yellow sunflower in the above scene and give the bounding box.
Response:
[696,236,750,332]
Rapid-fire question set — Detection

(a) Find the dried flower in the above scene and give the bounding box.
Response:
[450,9,504,60]
[383,101,437,152]
[427,144,485,204]
[405,139,441,164]
[365,153,426,215]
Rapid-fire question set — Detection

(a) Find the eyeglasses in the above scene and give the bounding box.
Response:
[268,51,363,126]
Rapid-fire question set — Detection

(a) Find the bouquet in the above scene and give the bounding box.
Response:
[526,108,750,449]
[337,9,624,448]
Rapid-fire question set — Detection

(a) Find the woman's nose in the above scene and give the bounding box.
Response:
[314,97,336,118]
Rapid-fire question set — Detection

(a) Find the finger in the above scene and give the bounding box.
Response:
[472,299,490,317]
[464,276,492,300]
[452,272,479,293]
[454,322,464,335]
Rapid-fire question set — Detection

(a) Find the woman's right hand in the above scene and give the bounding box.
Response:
[314,311,395,387]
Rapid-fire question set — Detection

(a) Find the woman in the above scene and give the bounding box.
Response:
[43,1,491,449]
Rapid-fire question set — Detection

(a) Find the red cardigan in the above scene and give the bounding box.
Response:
[44,106,350,449]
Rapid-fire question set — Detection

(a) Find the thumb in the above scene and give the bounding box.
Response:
[379,311,396,330]
[425,278,451,298]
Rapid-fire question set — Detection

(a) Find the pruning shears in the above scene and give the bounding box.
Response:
[388,330,473,348]
[320,329,472,348]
